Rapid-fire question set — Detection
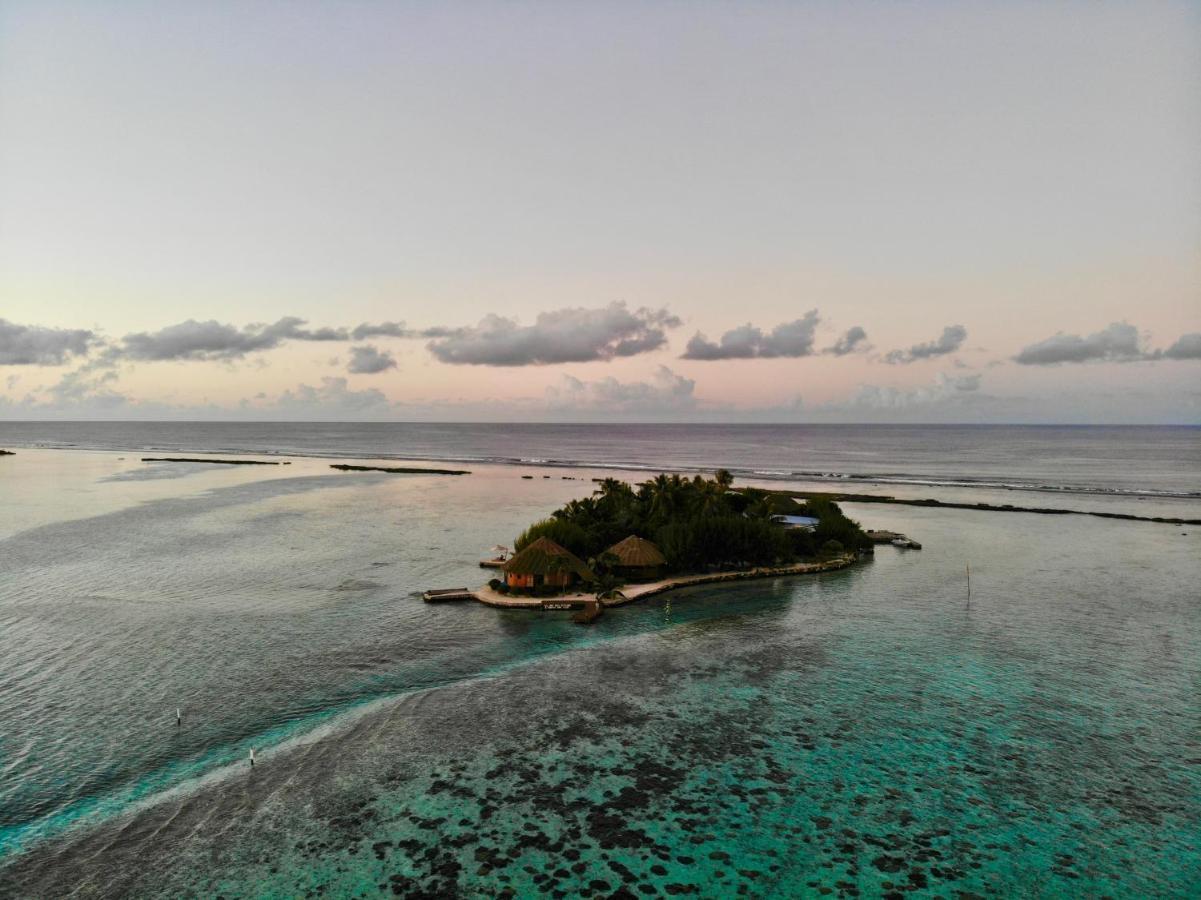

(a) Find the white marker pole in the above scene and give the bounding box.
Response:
[249,747,256,768]
[176,707,182,727]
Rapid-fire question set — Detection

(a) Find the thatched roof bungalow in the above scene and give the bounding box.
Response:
[503,537,594,591]
[604,535,667,582]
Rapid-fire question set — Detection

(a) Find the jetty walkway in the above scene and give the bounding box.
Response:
[424,554,857,610]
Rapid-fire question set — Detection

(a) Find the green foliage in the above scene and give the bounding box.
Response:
[587,551,621,579]
[787,528,817,559]
[819,539,845,558]
[487,578,502,590]
[656,515,789,571]
[804,498,872,551]
[515,472,868,575]
[514,518,590,556]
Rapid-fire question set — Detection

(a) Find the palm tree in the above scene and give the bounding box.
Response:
[745,491,775,520]
[593,477,625,498]
[694,480,726,517]
[644,473,681,525]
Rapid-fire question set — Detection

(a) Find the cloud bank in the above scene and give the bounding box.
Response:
[682,311,821,360]
[351,321,409,340]
[117,317,350,362]
[1014,322,1201,364]
[427,303,680,366]
[1163,333,1201,360]
[265,377,391,415]
[0,319,96,365]
[546,366,697,415]
[821,372,984,412]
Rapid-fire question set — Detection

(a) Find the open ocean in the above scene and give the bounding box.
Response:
[0,423,1198,897]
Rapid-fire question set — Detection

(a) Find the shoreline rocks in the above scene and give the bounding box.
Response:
[330,464,470,476]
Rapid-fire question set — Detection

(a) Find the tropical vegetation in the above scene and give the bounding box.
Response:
[514,470,869,576]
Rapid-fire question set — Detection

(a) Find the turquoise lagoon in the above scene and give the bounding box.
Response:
[0,446,1198,897]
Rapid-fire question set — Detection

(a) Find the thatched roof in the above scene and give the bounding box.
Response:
[605,535,667,568]
[503,537,594,579]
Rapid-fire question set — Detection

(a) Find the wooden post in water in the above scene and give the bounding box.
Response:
[966,563,971,606]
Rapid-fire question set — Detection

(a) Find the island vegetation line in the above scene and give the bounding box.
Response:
[429,470,877,615]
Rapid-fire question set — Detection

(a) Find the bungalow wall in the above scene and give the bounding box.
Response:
[505,571,575,589]
[616,564,664,583]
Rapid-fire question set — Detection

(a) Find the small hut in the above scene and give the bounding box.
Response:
[503,537,594,592]
[605,535,667,582]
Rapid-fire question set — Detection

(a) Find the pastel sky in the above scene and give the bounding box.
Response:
[1,1,1198,423]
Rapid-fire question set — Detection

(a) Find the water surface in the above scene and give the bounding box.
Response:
[0,436,1198,897]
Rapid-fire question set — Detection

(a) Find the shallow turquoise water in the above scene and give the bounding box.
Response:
[1,449,1199,897]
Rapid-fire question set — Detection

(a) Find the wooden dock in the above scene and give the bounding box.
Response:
[422,588,475,602]
[571,600,604,625]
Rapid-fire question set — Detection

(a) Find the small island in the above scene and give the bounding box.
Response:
[429,471,878,614]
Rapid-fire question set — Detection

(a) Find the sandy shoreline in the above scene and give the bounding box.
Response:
[469,554,858,609]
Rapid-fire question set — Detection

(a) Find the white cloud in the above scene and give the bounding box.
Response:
[883,325,967,364]
[682,311,821,360]
[1013,321,1145,365]
[346,345,397,374]
[824,326,869,356]
[351,321,408,340]
[1163,332,1201,360]
[428,303,681,366]
[546,366,697,415]
[823,372,983,411]
[116,317,349,362]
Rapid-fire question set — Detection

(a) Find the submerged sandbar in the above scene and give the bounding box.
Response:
[769,489,1201,526]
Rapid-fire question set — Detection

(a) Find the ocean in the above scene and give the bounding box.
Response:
[0,423,1198,897]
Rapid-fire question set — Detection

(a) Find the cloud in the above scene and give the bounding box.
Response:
[0,364,134,416]
[351,321,409,340]
[426,302,680,366]
[825,372,983,411]
[1160,332,1201,361]
[883,325,967,364]
[116,317,349,362]
[682,310,821,360]
[0,319,96,365]
[46,367,126,405]
[824,326,869,356]
[1010,321,1201,365]
[346,345,397,374]
[1013,321,1146,365]
[546,366,696,415]
[266,376,390,414]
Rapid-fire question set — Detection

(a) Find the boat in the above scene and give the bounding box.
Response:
[480,545,510,568]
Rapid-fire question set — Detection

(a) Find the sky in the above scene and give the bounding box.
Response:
[1,0,1198,423]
